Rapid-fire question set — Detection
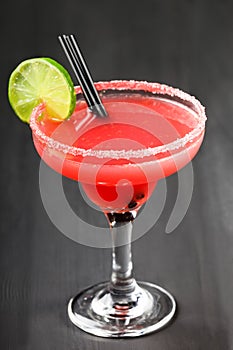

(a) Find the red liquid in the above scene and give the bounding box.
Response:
[31,84,205,212]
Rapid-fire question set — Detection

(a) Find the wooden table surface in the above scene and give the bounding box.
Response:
[1,0,233,349]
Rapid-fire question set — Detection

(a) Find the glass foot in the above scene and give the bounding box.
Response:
[68,281,176,338]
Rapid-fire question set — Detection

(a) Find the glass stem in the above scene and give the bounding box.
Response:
[106,211,137,296]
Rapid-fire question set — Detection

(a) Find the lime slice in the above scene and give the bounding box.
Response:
[8,57,76,123]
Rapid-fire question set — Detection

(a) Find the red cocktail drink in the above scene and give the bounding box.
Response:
[9,47,207,337]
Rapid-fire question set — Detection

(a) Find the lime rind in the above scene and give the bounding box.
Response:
[8,57,76,123]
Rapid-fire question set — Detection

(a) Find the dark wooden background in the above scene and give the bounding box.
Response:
[1,0,233,349]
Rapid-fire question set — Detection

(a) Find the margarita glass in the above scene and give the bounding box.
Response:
[30,80,206,337]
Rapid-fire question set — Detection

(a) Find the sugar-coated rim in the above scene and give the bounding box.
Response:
[30,80,207,159]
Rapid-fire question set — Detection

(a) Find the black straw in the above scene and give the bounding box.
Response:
[58,34,107,117]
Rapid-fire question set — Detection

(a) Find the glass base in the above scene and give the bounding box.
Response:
[68,281,176,338]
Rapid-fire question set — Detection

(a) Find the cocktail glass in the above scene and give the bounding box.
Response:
[30,80,206,337]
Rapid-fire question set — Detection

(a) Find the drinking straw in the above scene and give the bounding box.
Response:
[58,34,108,117]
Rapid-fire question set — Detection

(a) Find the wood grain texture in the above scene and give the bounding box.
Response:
[1,0,233,349]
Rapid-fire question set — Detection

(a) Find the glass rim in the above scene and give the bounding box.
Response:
[30,80,207,159]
